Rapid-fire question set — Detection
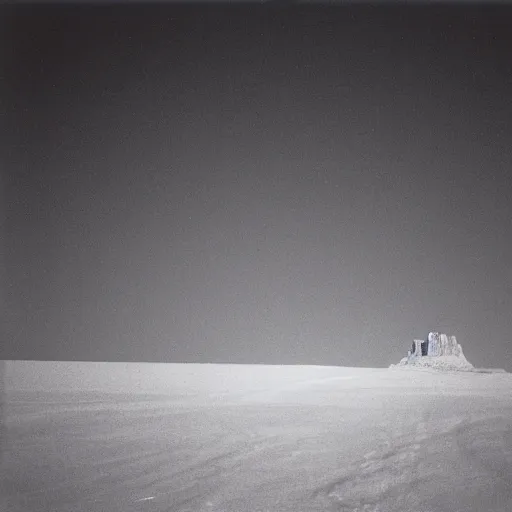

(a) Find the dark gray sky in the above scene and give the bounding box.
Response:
[2,5,512,370]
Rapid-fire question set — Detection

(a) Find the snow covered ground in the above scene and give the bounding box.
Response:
[2,362,512,512]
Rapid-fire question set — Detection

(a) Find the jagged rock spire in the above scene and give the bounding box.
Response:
[392,332,474,371]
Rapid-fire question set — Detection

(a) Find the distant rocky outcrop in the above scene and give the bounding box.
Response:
[390,332,474,371]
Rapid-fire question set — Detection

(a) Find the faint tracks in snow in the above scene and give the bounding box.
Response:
[313,405,476,512]
[454,416,512,488]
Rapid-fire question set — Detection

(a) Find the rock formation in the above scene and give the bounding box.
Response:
[391,332,474,371]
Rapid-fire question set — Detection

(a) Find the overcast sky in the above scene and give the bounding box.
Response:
[2,5,512,370]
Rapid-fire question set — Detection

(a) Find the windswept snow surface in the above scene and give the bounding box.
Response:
[3,362,512,512]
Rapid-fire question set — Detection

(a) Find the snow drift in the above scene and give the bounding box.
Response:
[3,361,512,512]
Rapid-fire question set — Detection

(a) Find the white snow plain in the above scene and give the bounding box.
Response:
[2,361,512,512]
